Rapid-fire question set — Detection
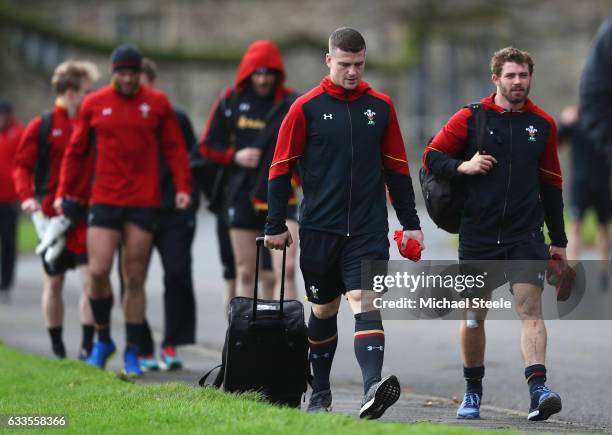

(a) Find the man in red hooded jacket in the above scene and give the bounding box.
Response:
[57,44,192,377]
[200,40,299,302]
[0,98,23,300]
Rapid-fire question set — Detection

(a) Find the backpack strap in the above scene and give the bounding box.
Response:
[466,102,487,154]
[34,111,53,199]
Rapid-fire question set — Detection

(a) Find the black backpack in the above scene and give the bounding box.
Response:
[199,237,309,407]
[419,103,486,234]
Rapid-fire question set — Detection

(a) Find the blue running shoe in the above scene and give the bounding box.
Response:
[123,347,143,378]
[457,392,481,419]
[85,340,116,369]
[528,386,562,421]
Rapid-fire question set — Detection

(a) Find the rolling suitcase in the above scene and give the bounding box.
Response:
[199,236,309,407]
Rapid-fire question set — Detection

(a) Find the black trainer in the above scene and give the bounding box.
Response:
[307,389,332,413]
[52,342,66,359]
[359,375,401,419]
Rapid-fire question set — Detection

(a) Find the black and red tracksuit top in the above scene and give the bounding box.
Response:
[58,84,191,207]
[265,76,420,236]
[199,40,298,210]
[423,94,567,247]
[14,103,75,216]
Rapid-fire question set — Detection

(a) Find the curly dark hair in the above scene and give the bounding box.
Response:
[490,47,534,76]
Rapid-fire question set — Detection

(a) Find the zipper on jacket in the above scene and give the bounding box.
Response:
[345,98,354,237]
[497,118,513,244]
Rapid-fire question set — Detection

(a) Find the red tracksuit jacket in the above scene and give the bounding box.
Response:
[0,117,24,203]
[14,103,87,254]
[58,84,191,207]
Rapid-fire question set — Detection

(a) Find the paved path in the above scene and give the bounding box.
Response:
[1,199,610,433]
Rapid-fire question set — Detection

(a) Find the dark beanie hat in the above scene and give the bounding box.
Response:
[111,44,142,72]
[0,98,12,115]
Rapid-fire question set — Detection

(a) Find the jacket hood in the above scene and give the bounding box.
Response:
[235,40,289,102]
[320,75,370,101]
[481,93,537,114]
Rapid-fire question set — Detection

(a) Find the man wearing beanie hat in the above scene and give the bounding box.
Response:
[0,98,24,301]
[57,43,192,377]
[199,40,300,304]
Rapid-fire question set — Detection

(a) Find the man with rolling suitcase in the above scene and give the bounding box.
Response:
[265,27,424,419]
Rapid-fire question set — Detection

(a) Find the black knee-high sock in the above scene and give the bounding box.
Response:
[354,311,385,394]
[89,296,113,342]
[308,310,338,393]
[525,364,547,396]
[81,324,95,352]
[48,326,63,345]
[464,366,484,396]
[126,323,145,353]
[48,326,65,357]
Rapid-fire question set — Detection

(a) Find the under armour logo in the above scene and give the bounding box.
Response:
[323,113,333,120]
[51,128,63,137]
[367,346,384,351]
[102,107,112,116]
[311,352,330,360]
[239,103,250,112]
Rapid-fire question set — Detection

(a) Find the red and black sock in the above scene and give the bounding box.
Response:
[525,364,547,395]
[464,365,484,396]
[354,311,385,394]
[308,310,338,393]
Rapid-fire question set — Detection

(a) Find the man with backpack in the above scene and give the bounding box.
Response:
[129,57,199,371]
[265,27,424,419]
[13,60,99,359]
[423,47,566,421]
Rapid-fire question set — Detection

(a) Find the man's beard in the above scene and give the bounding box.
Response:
[501,84,530,105]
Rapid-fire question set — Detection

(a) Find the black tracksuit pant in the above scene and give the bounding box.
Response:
[0,203,17,291]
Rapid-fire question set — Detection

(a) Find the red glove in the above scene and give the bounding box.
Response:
[393,230,422,262]
[545,254,576,301]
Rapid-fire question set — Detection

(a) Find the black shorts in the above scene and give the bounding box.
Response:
[570,182,611,224]
[215,212,272,280]
[41,250,87,276]
[227,198,297,230]
[300,229,389,304]
[459,232,550,293]
[88,204,158,233]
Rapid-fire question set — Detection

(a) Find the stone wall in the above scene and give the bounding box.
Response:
[1,0,611,162]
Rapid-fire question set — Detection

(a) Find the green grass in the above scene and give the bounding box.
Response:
[0,345,511,435]
[17,215,38,253]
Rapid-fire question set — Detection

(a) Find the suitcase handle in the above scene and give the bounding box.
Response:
[253,236,286,322]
